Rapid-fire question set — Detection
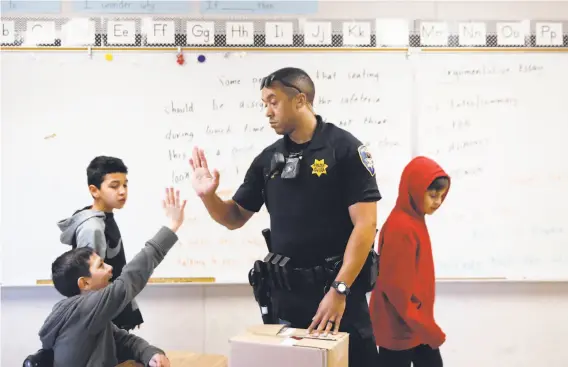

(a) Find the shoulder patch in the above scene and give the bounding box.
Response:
[357,145,375,176]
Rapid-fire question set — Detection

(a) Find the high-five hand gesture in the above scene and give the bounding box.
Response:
[163,187,187,232]
[189,147,220,198]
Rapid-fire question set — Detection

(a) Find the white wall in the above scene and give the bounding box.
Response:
[3,281,568,366]
[2,1,568,366]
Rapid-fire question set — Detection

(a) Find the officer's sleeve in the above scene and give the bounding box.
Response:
[232,154,265,213]
[341,142,382,207]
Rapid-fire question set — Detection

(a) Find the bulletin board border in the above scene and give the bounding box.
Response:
[1,17,568,48]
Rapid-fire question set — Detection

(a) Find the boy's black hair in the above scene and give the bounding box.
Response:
[51,247,94,297]
[87,156,128,189]
[428,176,450,191]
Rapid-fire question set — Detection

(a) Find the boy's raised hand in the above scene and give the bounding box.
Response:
[163,187,187,232]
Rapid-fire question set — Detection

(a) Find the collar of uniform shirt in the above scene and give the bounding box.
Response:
[277,115,326,155]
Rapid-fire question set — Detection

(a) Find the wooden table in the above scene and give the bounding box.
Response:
[117,351,227,367]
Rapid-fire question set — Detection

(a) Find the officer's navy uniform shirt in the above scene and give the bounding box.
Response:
[233,115,382,268]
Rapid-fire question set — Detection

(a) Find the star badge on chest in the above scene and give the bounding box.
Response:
[311,159,328,177]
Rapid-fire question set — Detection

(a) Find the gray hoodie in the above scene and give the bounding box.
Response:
[39,226,178,367]
[57,207,107,256]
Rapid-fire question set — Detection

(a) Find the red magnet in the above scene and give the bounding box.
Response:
[176,53,185,65]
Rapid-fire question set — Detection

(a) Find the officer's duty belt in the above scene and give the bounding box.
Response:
[255,252,341,292]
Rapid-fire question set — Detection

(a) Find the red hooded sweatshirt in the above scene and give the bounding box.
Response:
[369,156,450,351]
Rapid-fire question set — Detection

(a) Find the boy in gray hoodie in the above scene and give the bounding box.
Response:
[57,156,143,330]
[39,187,186,367]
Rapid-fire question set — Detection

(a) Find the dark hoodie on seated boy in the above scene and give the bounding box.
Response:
[38,188,186,367]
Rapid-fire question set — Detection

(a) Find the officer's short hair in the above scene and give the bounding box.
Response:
[267,67,315,104]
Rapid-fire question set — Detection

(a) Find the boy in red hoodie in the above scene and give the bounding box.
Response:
[369,156,450,367]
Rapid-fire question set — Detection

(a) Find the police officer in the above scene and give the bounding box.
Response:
[189,67,381,366]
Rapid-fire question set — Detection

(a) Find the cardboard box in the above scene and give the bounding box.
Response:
[229,325,348,367]
[116,351,227,367]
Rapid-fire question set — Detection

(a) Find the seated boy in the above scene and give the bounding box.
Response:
[57,156,143,331]
[39,187,187,367]
[369,156,450,367]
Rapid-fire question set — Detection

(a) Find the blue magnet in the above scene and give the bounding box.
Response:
[197,55,206,63]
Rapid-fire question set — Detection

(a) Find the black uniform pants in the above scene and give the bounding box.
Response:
[378,345,443,367]
[272,288,379,367]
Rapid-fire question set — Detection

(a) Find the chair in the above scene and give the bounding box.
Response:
[22,349,53,367]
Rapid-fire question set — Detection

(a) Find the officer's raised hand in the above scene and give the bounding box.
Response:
[307,288,346,337]
[189,146,220,197]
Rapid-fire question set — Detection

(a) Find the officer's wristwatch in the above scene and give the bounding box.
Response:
[331,281,350,296]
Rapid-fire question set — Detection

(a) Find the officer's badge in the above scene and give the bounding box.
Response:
[357,145,375,176]
[311,159,328,177]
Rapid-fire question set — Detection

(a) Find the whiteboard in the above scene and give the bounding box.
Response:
[0,51,413,285]
[2,50,567,285]
[415,52,568,280]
